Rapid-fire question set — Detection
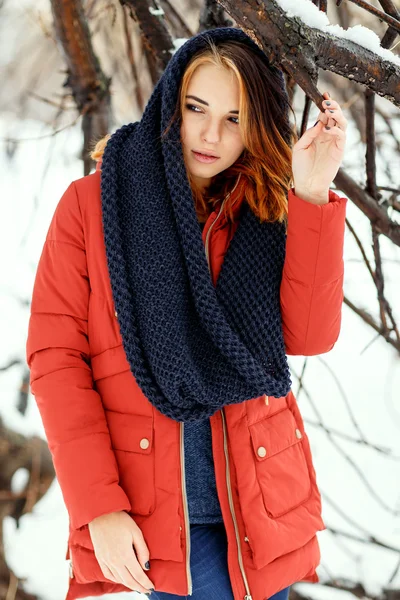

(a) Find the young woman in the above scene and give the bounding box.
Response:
[26,27,348,600]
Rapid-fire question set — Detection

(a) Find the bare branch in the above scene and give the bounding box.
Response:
[291,366,400,514]
[120,0,175,83]
[343,295,400,353]
[334,168,400,247]
[50,0,112,174]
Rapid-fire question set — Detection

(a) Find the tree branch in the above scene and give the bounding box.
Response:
[50,0,112,174]
[216,0,400,109]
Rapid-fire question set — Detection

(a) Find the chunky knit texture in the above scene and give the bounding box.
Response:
[184,419,224,523]
[183,225,223,524]
[100,27,292,422]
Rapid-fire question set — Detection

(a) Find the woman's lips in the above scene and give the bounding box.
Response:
[192,150,220,164]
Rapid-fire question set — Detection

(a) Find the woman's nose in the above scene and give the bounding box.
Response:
[202,120,221,144]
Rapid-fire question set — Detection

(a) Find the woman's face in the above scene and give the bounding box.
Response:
[180,64,245,191]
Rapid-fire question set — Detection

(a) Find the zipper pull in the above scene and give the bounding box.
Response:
[244,595,253,600]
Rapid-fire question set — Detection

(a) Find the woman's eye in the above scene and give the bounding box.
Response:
[185,103,201,113]
[185,104,239,125]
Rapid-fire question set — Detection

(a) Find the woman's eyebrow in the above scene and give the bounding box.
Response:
[185,94,239,114]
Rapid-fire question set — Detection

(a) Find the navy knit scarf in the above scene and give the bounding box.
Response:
[100,27,292,422]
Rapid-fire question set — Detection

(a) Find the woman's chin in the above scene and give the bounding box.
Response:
[188,160,224,180]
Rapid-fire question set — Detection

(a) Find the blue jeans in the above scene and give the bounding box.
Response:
[149,523,291,600]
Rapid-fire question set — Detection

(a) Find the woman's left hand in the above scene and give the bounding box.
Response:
[292,91,347,203]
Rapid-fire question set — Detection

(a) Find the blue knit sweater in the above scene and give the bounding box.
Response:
[184,418,223,523]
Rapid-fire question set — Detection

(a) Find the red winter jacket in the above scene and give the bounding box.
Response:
[26,160,347,600]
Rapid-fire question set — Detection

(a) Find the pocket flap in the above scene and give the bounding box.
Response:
[249,408,302,461]
[105,410,153,455]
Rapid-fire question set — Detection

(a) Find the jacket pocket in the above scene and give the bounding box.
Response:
[105,409,156,516]
[249,407,312,518]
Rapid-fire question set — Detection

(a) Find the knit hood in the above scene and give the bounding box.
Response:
[100,27,292,422]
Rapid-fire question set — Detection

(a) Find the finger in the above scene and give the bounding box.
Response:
[321,100,347,131]
[316,108,346,131]
[324,109,340,130]
[316,110,329,127]
[132,528,151,572]
[321,124,346,149]
[319,91,332,120]
[317,106,338,127]
[107,562,147,593]
[295,119,325,150]
[321,97,341,111]
[98,559,119,583]
[322,123,346,136]
[118,563,152,594]
[323,108,347,131]
[125,556,155,591]
[99,554,151,593]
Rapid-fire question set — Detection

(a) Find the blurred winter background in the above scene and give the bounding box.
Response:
[0,0,399,599]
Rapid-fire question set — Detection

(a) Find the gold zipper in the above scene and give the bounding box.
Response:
[69,555,74,578]
[221,409,252,600]
[177,173,243,596]
[180,422,193,594]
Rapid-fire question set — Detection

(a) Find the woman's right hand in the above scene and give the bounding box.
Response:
[88,510,155,594]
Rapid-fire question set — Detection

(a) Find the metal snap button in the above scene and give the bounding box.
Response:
[140,438,150,449]
[295,428,302,439]
[264,395,269,406]
[257,446,267,458]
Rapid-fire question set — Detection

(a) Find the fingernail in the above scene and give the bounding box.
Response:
[144,561,150,570]
[325,126,331,130]
[326,101,331,105]
[329,110,334,113]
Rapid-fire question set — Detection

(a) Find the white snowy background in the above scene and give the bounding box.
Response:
[1,0,399,599]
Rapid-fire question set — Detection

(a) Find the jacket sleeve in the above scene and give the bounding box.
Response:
[26,181,131,531]
[280,187,347,356]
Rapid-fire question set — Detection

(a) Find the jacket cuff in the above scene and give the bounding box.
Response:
[285,188,347,287]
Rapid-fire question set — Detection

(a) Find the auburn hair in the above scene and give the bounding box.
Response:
[89,37,298,224]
